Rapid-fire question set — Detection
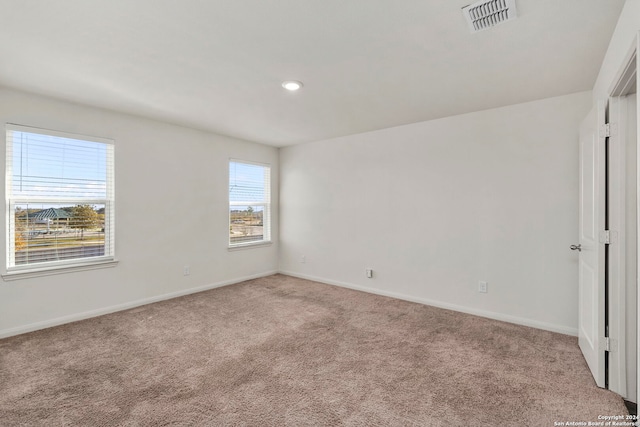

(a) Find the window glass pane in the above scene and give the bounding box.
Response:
[229,162,267,203]
[229,205,265,245]
[13,202,106,265]
[11,131,108,199]
[229,160,270,247]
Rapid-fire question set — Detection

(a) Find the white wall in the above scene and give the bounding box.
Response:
[0,87,279,338]
[280,91,592,335]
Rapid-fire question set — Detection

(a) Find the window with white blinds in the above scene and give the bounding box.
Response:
[229,160,271,247]
[5,124,115,271]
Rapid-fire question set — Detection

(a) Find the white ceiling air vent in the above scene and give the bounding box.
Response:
[462,0,517,33]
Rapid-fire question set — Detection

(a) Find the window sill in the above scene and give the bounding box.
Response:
[228,241,273,251]
[2,259,119,281]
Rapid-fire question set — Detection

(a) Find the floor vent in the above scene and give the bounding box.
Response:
[462,0,517,33]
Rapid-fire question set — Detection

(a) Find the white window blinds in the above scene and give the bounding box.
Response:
[5,124,115,270]
[229,160,271,247]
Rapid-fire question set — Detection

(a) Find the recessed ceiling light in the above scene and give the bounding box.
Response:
[282,80,303,91]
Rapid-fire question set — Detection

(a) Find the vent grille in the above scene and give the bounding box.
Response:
[462,0,517,33]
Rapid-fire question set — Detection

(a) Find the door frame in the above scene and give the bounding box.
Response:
[605,32,638,400]
[607,93,629,397]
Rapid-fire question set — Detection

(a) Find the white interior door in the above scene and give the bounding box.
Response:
[578,102,606,388]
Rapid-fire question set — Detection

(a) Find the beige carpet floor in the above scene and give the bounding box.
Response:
[0,274,628,426]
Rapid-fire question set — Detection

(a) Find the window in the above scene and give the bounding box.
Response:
[229,160,271,247]
[5,124,115,273]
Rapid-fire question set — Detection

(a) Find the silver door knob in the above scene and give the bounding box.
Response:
[570,244,582,251]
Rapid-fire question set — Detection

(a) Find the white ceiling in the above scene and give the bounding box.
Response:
[0,0,626,146]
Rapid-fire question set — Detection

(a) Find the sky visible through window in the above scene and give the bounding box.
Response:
[11,130,108,200]
[229,161,267,213]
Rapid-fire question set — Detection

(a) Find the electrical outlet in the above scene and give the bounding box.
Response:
[366,269,373,279]
[478,281,488,293]
[183,266,190,276]
[300,255,306,264]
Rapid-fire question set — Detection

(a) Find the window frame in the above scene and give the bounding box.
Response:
[3,124,117,280]
[228,159,271,249]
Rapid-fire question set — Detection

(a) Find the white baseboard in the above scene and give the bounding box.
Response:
[0,270,278,339]
[279,270,578,337]
[2,269,578,339]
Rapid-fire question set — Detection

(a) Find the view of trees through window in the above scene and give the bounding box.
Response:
[13,203,106,265]
[230,205,265,244]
